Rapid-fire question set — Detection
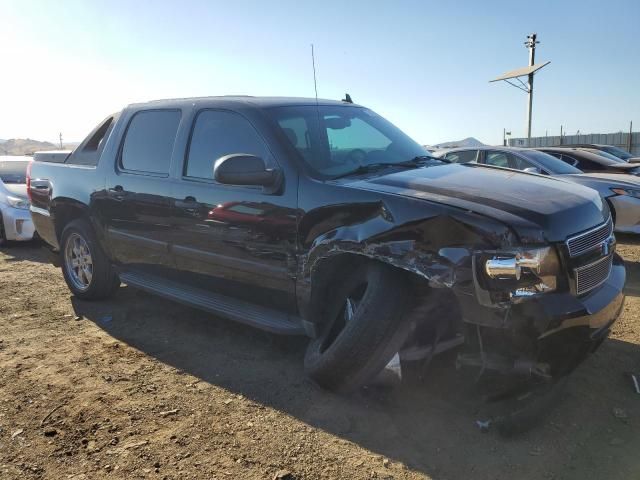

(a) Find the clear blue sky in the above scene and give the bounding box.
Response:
[1,0,638,145]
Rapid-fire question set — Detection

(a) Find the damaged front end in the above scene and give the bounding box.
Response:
[399,227,625,399]
[296,178,624,409]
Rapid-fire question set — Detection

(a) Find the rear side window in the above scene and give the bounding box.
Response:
[121,110,181,175]
[67,116,116,166]
[485,151,531,170]
[185,110,272,180]
[445,150,477,163]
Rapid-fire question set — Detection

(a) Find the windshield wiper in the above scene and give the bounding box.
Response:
[332,156,448,180]
[395,155,449,166]
[332,163,400,179]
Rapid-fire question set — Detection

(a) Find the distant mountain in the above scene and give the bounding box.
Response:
[432,137,485,149]
[0,138,58,156]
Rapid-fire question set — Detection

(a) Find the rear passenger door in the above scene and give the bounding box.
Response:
[102,109,182,271]
[169,109,299,313]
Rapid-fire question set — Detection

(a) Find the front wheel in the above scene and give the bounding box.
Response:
[304,262,412,392]
[60,219,119,300]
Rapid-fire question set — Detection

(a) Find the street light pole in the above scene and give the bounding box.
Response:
[525,33,539,147]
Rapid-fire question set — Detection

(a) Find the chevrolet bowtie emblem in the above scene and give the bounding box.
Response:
[601,236,613,256]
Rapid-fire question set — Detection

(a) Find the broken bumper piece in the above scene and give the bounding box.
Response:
[458,253,625,381]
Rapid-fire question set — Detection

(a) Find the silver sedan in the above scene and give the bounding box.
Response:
[0,156,35,245]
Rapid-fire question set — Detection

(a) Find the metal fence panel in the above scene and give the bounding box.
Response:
[509,131,639,156]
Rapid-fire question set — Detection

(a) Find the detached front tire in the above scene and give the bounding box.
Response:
[61,219,119,300]
[304,261,411,392]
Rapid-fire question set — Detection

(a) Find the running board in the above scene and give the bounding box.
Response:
[118,271,305,336]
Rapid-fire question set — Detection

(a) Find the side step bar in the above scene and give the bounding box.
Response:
[118,271,306,336]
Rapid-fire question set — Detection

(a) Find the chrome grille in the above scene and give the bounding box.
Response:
[575,254,613,295]
[566,217,613,258]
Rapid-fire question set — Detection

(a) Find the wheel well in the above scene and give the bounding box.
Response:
[309,253,463,350]
[52,202,89,242]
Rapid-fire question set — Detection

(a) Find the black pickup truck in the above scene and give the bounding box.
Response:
[29,96,624,393]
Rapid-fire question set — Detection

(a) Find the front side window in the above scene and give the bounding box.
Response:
[267,105,428,178]
[121,110,181,174]
[185,110,272,180]
[521,150,582,174]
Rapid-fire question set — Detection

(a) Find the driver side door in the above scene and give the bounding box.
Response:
[169,109,299,313]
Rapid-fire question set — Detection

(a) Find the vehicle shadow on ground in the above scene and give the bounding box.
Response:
[0,239,53,264]
[624,261,640,297]
[71,286,640,479]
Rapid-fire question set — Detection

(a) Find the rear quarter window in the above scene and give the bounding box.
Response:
[120,110,181,175]
[444,150,477,163]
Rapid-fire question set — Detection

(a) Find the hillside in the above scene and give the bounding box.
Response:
[0,138,59,156]
[432,137,485,149]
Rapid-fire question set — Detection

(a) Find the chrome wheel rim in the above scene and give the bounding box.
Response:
[64,233,93,291]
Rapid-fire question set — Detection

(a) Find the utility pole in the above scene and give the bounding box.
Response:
[525,33,539,146]
[490,34,549,148]
[59,132,63,150]
[629,121,634,153]
[560,125,563,145]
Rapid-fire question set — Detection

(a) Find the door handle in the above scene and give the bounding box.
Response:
[176,196,198,214]
[108,185,125,200]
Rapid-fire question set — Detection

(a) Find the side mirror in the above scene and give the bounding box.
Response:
[523,166,541,174]
[213,154,279,186]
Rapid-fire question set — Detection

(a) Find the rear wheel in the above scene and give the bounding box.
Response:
[304,262,412,392]
[61,219,119,300]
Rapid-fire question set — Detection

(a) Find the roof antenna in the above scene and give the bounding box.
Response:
[311,44,319,103]
[310,43,322,130]
[342,93,353,103]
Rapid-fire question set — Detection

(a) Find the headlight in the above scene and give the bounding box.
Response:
[6,196,30,210]
[482,246,560,296]
[611,187,640,198]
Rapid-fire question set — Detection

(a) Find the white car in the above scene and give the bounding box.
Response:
[0,156,35,245]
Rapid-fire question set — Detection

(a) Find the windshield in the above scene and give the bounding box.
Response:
[600,146,633,160]
[0,160,30,184]
[521,150,583,174]
[585,149,627,163]
[267,105,431,178]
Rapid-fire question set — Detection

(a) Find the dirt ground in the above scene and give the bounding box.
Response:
[1,238,639,480]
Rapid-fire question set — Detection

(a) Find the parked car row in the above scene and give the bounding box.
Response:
[559,143,640,163]
[19,96,626,406]
[436,145,640,234]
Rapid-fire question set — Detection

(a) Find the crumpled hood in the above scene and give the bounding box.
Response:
[350,163,606,243]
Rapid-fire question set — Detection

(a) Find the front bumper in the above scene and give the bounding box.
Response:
[1,206,35,241]
[514,254,625,375]
[458,254,625,378]
[610,194,640,234]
